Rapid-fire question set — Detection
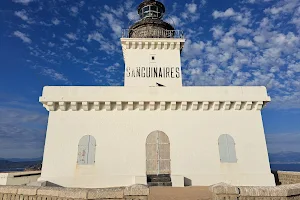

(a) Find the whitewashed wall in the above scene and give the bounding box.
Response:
[39,87,275,188]
[121,38,184,87]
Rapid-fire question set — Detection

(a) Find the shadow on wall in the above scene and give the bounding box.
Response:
[184,177,192,186]
[271,170,281,186]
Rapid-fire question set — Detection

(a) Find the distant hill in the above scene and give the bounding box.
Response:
[1,157,43,162]
[0,158,42,172]
[269,152,300,164]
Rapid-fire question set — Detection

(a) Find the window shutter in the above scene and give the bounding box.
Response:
[218,135,229,162]
[226,135,237,163]
[77,135,96,165]
[218,134,237,163]
[88,136,96,164]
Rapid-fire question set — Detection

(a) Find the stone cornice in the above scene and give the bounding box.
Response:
[40,100,267,112]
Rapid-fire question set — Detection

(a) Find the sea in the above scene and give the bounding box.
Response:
[0,168,25,172]
[270,164,300,172]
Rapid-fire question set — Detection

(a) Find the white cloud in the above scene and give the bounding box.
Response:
[76,46,88,53]
[213,8,236,19]
[100,12,123,37]
[65,33,78,41]
[201,0,207,6]
[210,26,224,39]
[288,63,300,73]
[51,18,60,25]
[105,63,120,73]
[70,6,79,16]
[127,11,139,21]
[254,35,266,43]
[87,32,104,43]
[14,10,34,23]
[181,0,300,108]
[264,0,299,15]
[237,39,253,48]
[14,10,28,21]
[41,68,70,83]
[13,31,31,43]
[186,3,197,14]
[166,16,183,27]
[48,42,55,47]
[12,0,34,5]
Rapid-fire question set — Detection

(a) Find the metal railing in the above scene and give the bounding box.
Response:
[122,29,184,39]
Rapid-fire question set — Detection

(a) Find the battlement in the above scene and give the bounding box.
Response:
[0,184,149,200]
[211,182,300,199]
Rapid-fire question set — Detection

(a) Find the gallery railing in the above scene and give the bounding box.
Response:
[122,29,184,39]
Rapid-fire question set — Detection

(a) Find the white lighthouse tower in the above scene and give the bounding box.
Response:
[38,0,275,188]
[122,0,184,87]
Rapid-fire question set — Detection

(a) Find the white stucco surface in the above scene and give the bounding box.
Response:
[121,38,185,87]
[39,34,275,188]
[39,86,275,188]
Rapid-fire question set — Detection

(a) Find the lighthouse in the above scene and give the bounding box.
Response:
[38,0,275,188]
[122,0,184,87]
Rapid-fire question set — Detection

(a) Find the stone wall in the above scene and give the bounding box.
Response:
[0,184,149,200]
[210,182,300,200]
[273,171,300,185]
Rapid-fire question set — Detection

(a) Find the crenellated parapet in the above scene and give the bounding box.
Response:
[41,100,266,112]
[121,38,185,50]
[39,86,271,112]
[0,184,149,200]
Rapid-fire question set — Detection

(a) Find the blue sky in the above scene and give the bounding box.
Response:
[0,0,300,158]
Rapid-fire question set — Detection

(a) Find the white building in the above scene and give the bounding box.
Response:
[38,0,275,188]
[0,171,41,186]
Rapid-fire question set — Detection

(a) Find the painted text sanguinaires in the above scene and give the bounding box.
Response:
[126,67,180,78]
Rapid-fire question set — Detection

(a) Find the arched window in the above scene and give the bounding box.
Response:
[77,135,96,165]
[218,134,237,163]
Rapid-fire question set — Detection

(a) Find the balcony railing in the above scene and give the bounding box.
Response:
[122,29,184,39]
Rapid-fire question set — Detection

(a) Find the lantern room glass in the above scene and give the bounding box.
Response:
[139,5,164,19]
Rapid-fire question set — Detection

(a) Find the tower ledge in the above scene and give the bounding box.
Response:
[121,38,185,50]
[39,86,271,111]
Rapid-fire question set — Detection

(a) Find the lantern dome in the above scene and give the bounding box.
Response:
[128,0,178,38]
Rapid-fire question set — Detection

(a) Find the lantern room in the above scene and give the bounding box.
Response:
[138,0,165,19]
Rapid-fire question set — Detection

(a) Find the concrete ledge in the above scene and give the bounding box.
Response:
[124,185,149,196]
[37,187,90,198]
[211,183,300,197]
[0,186,19,194]
[36,187,61,197]
[0,185,148,200]
[87,187,124,199]
[276,171,300,185]
[17,187,40,196]
[209,183,239,195]
[26,181,61,187]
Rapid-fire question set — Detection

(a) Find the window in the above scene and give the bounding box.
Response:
[150,6,157,12]
[77,135,96,165]
[150,54,156,63]
[140,5,163,19]
[143,6,149,12]
[218,134,237,163]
